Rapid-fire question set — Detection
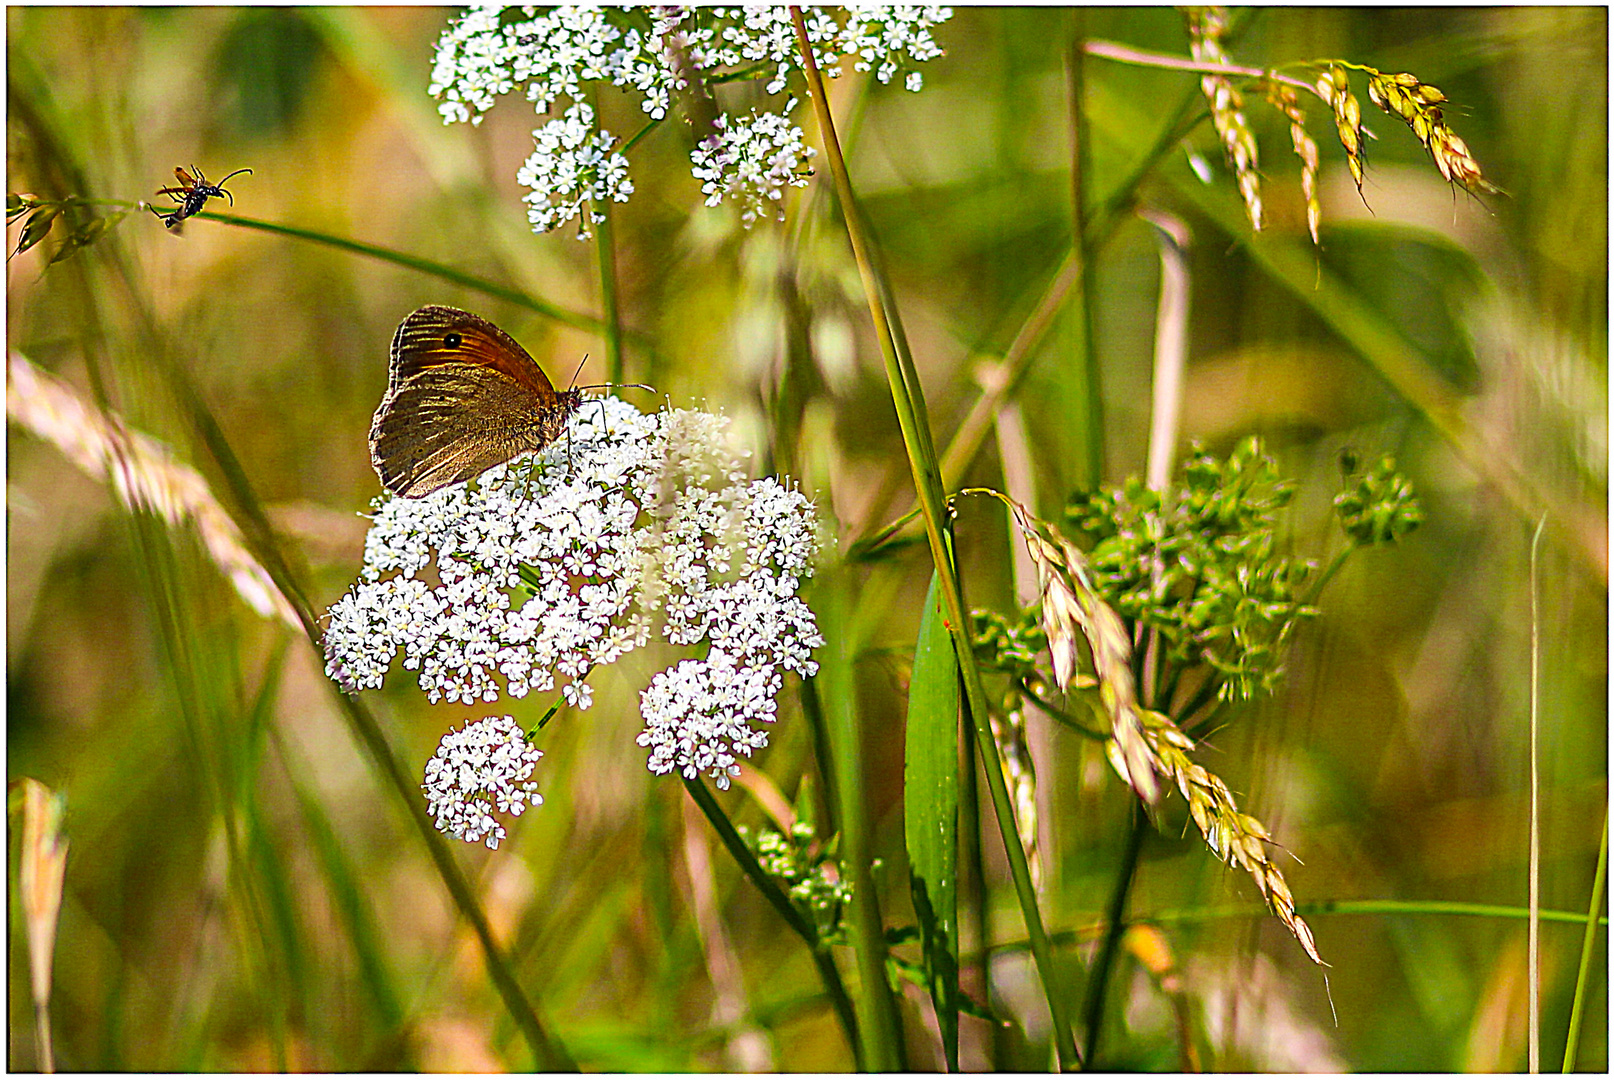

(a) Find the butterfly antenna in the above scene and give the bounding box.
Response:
[577,381,655,394]
[566,354,589,390]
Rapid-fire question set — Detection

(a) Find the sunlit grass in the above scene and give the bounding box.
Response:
[6,5,1605,1072]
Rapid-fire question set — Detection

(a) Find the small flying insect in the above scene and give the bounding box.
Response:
[150,165,251,230]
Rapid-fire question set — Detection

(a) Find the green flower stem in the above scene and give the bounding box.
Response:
[1562,813,1609,1071]
[195,210,605,335]
[796,679,841,840]
[621,116,661,154]
[791,8,1082,1070]
[681,774,862,1068]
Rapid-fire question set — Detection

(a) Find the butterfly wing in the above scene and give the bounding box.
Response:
[370,306,578,498]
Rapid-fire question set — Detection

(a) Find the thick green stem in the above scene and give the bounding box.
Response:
[791,8,1081,1069]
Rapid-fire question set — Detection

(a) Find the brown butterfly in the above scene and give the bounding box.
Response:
[369,305,585,498]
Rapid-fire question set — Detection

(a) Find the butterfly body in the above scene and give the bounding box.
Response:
[370,305,582,498]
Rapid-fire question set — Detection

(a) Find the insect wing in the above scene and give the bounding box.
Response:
[386,306,556,396]
[370,306,567,498]
[370,364,540,496]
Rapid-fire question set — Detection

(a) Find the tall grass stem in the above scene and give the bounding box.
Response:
[791,6,1082,1068]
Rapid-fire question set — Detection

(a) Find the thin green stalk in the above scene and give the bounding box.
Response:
[1561,813,1609,1071]
[985,899,1611,966]
[1080,809,1149,1069]
[195,210,604,334]
[1146,898,1610,928]
[796,679,840,841]
[592,198,625,385]
[960,704,996,1069]
[791,8,1081,1069]
[680,775,862,1067]
[1015,679,1110,742]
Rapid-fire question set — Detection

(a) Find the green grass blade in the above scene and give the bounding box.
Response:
[905,570,961,1071]
[1530,515,1545,1073]
[1562,814,1609,1071]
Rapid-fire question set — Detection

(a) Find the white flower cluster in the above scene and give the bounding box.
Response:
[427,5,951,233]
[697,6,949,92]
[323,396,824,795]
[515,102,633,238]
[423,715,543,849]
[690,108,816,225]
[429,4,689,125]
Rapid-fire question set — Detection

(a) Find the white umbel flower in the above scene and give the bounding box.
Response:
[516,102,633,239]
[323,396,824,792]
[690,109,816,225]
[422,715,543,849]
[426,5,950,233]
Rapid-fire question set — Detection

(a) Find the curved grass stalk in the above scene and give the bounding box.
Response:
[1084,38,1319,98]
[196,211,604,334]
[790,7,1081,1069]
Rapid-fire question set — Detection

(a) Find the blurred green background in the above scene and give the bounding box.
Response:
[7,6,1606,1071]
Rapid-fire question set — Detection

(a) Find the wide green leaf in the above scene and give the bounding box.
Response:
[905,570,960,1070]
